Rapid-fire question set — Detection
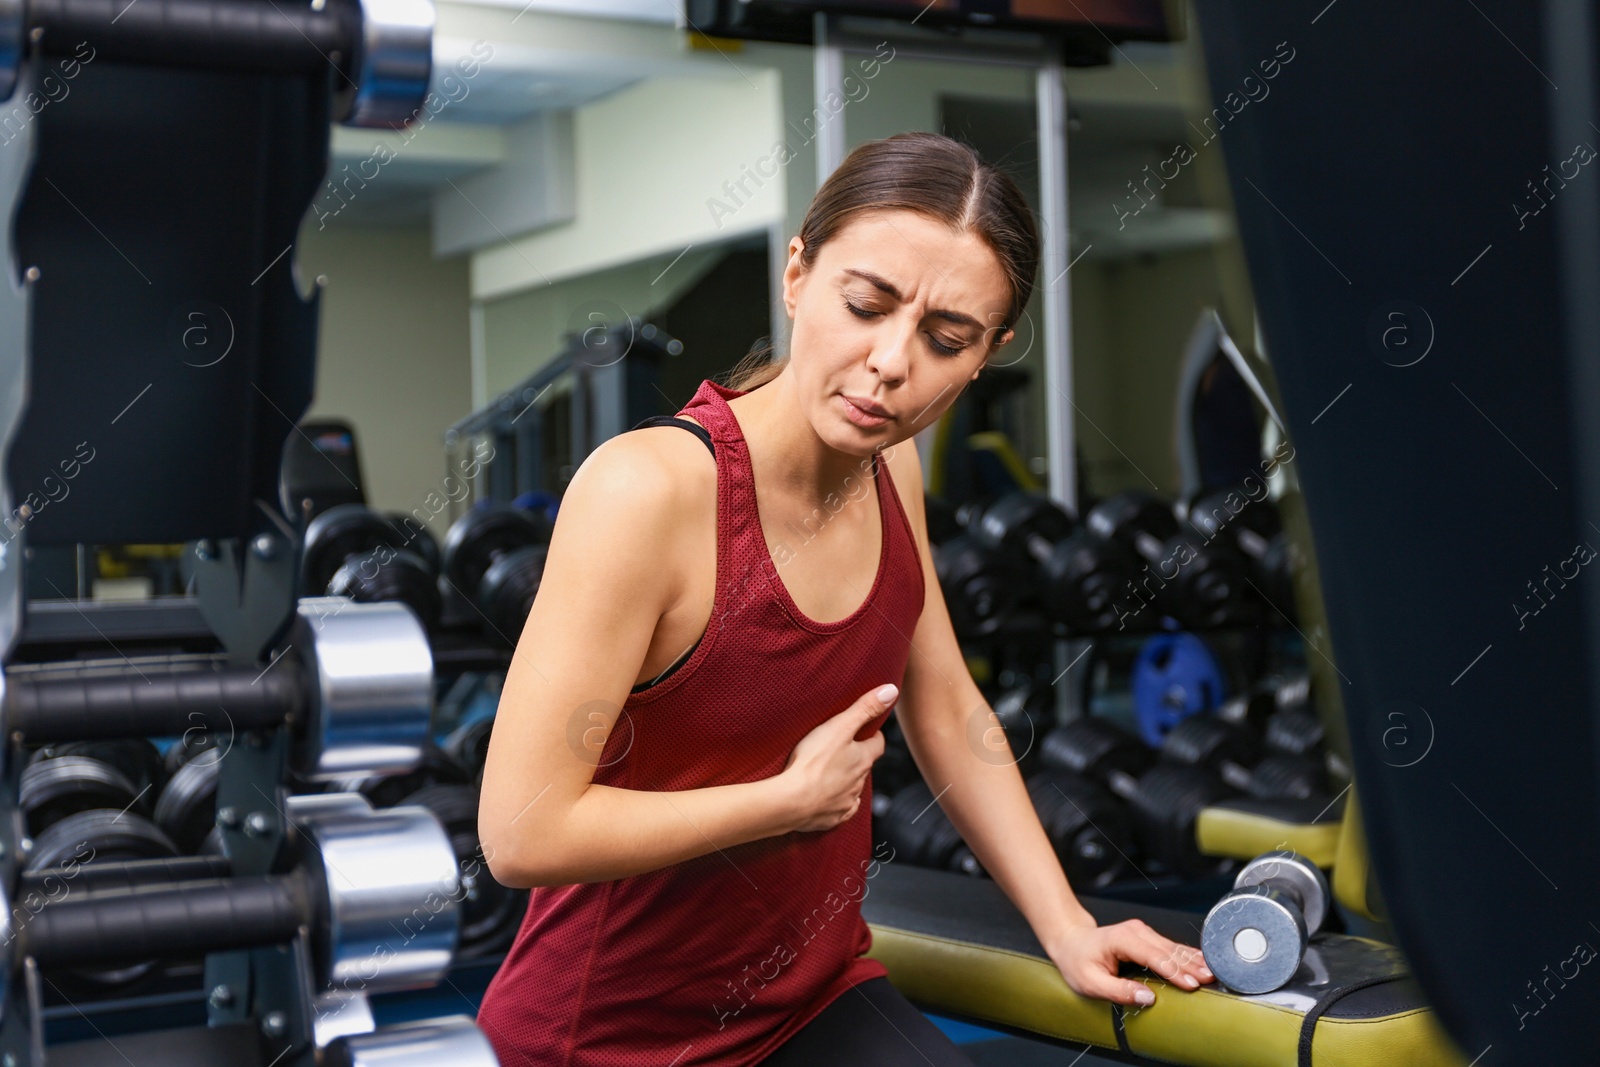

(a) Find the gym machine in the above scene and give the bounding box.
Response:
[443,318,684,506]
[0,0,504,1059]
[1189,0,1600,1058]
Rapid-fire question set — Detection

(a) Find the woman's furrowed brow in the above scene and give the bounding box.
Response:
[841,268,983,330]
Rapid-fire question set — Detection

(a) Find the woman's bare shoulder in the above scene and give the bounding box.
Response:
[555,426,716,550]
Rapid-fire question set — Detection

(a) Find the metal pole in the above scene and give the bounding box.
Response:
[1036,53,1076,511]
[813,13,847,186]
[1036,51,1079,728]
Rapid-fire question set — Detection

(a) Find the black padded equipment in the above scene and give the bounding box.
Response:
[1191,0,1600,1054]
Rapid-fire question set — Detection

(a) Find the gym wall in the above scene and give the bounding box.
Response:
[294,4,1245,528]
[295,223,473,539]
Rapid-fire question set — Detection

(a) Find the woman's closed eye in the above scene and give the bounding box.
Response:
[842,298,970,356]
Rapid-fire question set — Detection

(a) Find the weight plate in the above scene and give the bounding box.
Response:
[1201,885,1309,994]
[303,504,407,594]
[1131,632,1229,747]
[387,512,443,577]
[330,547,442,632]
[31,740,166,804]
[399,784,525,958]
[1233,849,1331,936]
[153,754,224,854]
[25,809,181,989]
[442,506,552,597]
[20,756,143,836]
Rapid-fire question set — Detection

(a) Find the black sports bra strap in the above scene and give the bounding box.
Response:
[631,415,715,458]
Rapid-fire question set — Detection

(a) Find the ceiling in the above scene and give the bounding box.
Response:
[321,5,1230,260]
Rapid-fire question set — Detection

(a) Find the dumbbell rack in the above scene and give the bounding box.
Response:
[0,0,524,1060]
[943,599,1319,902]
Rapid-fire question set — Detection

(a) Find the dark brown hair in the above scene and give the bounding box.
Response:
[724,131,1040,391]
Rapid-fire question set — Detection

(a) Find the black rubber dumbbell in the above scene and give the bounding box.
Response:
[1160,714,1329,801]
[387,511,443,578]
[20,751,180,989]
[933,534,1027,641]
[1264,703,1323,757]
[443,505,552,647]
[442,715,496,790]
[1182,491,1287,620]
[876,781,984,877]
[1024,767,1133,889]
[398,783,527,959]
[303,503,442,631]
[970,492,1142,634]
[27,739,166,808]
[1040,716,1234,876]
[153,739,225,855]
[21,750,153,837]
[1086,492,1251,629]
[870,714,920,819]
[1201,850,1330,993]
[988,678,1057,776]
[1261,699,1351,788]
[924,494,965,547]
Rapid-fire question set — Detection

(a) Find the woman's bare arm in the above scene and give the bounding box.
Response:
[478,431,803,889]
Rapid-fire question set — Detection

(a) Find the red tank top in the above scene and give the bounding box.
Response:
[477,378,926,1066]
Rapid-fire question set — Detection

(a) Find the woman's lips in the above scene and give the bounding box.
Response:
[840,394,892,428]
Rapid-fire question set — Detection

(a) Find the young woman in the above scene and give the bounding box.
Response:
[476,131,1214,1066]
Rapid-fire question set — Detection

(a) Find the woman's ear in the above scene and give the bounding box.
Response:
[781,236,807,319]
[982,319,1015,351]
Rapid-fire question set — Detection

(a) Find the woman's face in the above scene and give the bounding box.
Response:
[782,208,1015,456]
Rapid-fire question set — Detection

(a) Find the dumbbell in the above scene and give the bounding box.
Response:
[870,714,920,818]
[988,678,1056,776]
[1261,699,1351,787]
[924,494,965,546]
[330,740,474,810]
[303,503,442,631]
[20,749,156,837]
[1201,850,1330,993]
[1184,490,1299,621]
[1255,531,1298,621]
[322,1015,498,1067]
[397,783,528,959]
[1024,767,1133,889]
[15,793,463,1011]
[153,738,226,855]
[5,598,434,786]
[1204,669,1306,738]
[1182,491,1289,618]
[19,748,182,987]
[970,492,1142,633]
[442,714,496,789]
[1040,716,1234,875]
[1085,492,1251,629]
[933,533,1028,640]
[329,735,529,958]
[26,738,167,809]
[387,511,443,577]
[1160,714,1329,801]
[443,505,552,647]
[875,781,984,876]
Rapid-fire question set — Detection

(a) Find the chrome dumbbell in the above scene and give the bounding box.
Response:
[1200,850,1330,993]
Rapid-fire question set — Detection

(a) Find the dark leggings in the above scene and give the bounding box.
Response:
[758,978,979,1066]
